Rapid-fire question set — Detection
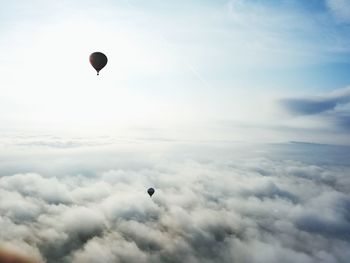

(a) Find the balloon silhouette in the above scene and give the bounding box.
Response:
[147,188,155,197]
[89,52,108,75]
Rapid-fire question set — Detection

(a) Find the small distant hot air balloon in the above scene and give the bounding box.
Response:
[147,188,155,197]
[89,52,108,75]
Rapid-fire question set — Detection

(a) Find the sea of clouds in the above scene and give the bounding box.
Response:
[0,136,349,263]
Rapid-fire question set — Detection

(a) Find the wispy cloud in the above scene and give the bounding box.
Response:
[326,0,350,23]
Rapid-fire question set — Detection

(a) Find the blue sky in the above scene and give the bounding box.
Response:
[0,0,350,144]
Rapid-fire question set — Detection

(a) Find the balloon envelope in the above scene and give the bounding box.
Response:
[89,52,108,75]
[147,188,155,197]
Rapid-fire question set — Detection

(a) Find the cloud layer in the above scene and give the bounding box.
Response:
[280,87,350,116]
[0,142,349,263]
[279,87,350,133]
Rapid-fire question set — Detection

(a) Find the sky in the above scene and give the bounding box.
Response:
[0,1,350,263]
[0,0,350,144]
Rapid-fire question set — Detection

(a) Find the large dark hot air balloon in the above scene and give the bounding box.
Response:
[147,187,155,197]
[89,52,108,75]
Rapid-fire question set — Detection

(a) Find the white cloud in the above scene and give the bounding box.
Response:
[0,142,349,262]
[0,173,72,204]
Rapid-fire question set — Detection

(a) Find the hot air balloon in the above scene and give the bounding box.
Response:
[147,188,155,197]
[89,52,108,75]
